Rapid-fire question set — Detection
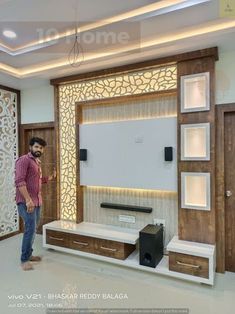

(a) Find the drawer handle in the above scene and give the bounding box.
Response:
[73,241,89,246]
[100,246,117,252]
[49,236,64,241]
[176,261,201,269]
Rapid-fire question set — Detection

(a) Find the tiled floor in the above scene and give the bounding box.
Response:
[0,233,235,314]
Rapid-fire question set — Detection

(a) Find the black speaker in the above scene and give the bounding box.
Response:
[139,224,163,268]
[164,146,173,161]
[80,149,87,161]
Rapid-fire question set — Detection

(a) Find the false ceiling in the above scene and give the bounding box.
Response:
[0,0,235,87]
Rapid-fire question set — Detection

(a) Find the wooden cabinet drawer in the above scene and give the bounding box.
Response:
[46,230,69,248]
[169,252,209,279]
[45,229,136,260]
[69,233,95,253]
[94,238,135,260]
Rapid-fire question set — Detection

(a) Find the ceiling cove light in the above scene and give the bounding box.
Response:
[3,29,17,39]
[0,0,210,56]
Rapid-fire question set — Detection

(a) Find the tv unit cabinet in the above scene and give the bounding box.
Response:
[167,236,215,285]
[43,221,216,285]
[43,220,138,260]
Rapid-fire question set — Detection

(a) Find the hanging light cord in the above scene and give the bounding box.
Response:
[68,6,84,67]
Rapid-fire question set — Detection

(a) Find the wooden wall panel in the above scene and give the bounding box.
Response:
[51,47,218,86]
[216,104,235,273]
[224,112,235,272]
[83,186,177,248]
[19,123,58,233]
[81,92,177,123]
[76,105,84,223]
[177,57,216,244]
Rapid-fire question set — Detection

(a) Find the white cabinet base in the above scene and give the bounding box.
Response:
[43,221,216,285]
[167,236,216,285]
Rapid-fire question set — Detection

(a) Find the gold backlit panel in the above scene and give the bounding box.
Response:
[59,64,177,221]
[58,89,77,221]
[83,94,177,124]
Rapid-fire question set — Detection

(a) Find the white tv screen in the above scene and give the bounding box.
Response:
[79,117,177,191]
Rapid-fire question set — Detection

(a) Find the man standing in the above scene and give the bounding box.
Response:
[15,137,56,271]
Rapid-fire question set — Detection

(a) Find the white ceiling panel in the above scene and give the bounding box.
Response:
[0,0,234,86]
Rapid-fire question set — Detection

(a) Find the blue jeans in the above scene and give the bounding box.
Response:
[17,203,41,263]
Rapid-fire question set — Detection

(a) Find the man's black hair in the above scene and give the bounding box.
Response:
[29,137,47,147]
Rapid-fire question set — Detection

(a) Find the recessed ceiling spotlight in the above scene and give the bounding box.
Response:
[3,29,17,39]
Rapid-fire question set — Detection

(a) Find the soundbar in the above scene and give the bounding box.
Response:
[100,202,152,213]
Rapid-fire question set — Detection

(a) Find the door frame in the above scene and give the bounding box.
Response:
[19,122,58,232]
[19,122,54,154]
[216,103,235,273]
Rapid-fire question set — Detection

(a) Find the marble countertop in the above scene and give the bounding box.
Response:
[167,235,215,257]
[43,220,140,244]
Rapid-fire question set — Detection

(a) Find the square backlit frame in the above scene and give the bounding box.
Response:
[181,72,210,113]
[181,123,210,161]
[181,172,211,211]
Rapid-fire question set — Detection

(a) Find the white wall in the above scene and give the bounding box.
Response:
[216,49,235,105]
[0,72,20,90]
[21,85,54,123]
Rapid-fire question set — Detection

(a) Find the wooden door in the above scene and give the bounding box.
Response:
[20,122,58,234]
[224,112,235,272]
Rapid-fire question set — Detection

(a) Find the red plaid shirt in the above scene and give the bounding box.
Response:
[15,152,48,206]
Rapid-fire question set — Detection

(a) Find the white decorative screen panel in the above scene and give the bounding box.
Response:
[0,89,19,237]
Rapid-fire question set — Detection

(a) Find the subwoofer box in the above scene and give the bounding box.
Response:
[139,224,163,268]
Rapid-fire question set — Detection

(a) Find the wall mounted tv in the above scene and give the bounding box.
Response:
[79,117,177,191]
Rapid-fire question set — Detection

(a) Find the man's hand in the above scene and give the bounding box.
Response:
[26,199,35,213]
[48,167,56,181]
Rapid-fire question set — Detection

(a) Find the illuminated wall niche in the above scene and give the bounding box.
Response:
[58,64,177,220]
[181,172,211,211]
[181,123,210,161]
[181,72,210,113]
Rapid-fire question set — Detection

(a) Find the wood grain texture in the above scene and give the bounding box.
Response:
[177,57,216,244]
[93,238,136,260]
[46,229,70,248]
[76,105,84,223]
[81,93,177,124]
[215,103,235,273]
[19,123,58,234]
[77,90,177,108]
[50,47,218,85]
[53,86,61,221]
[84,187,177,248]
[169,252,209,278]
[69,233,95,253]
[46,229,136,259]
[224,112,235,272]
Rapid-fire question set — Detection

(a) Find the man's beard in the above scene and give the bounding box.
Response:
[31,151,42,158]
